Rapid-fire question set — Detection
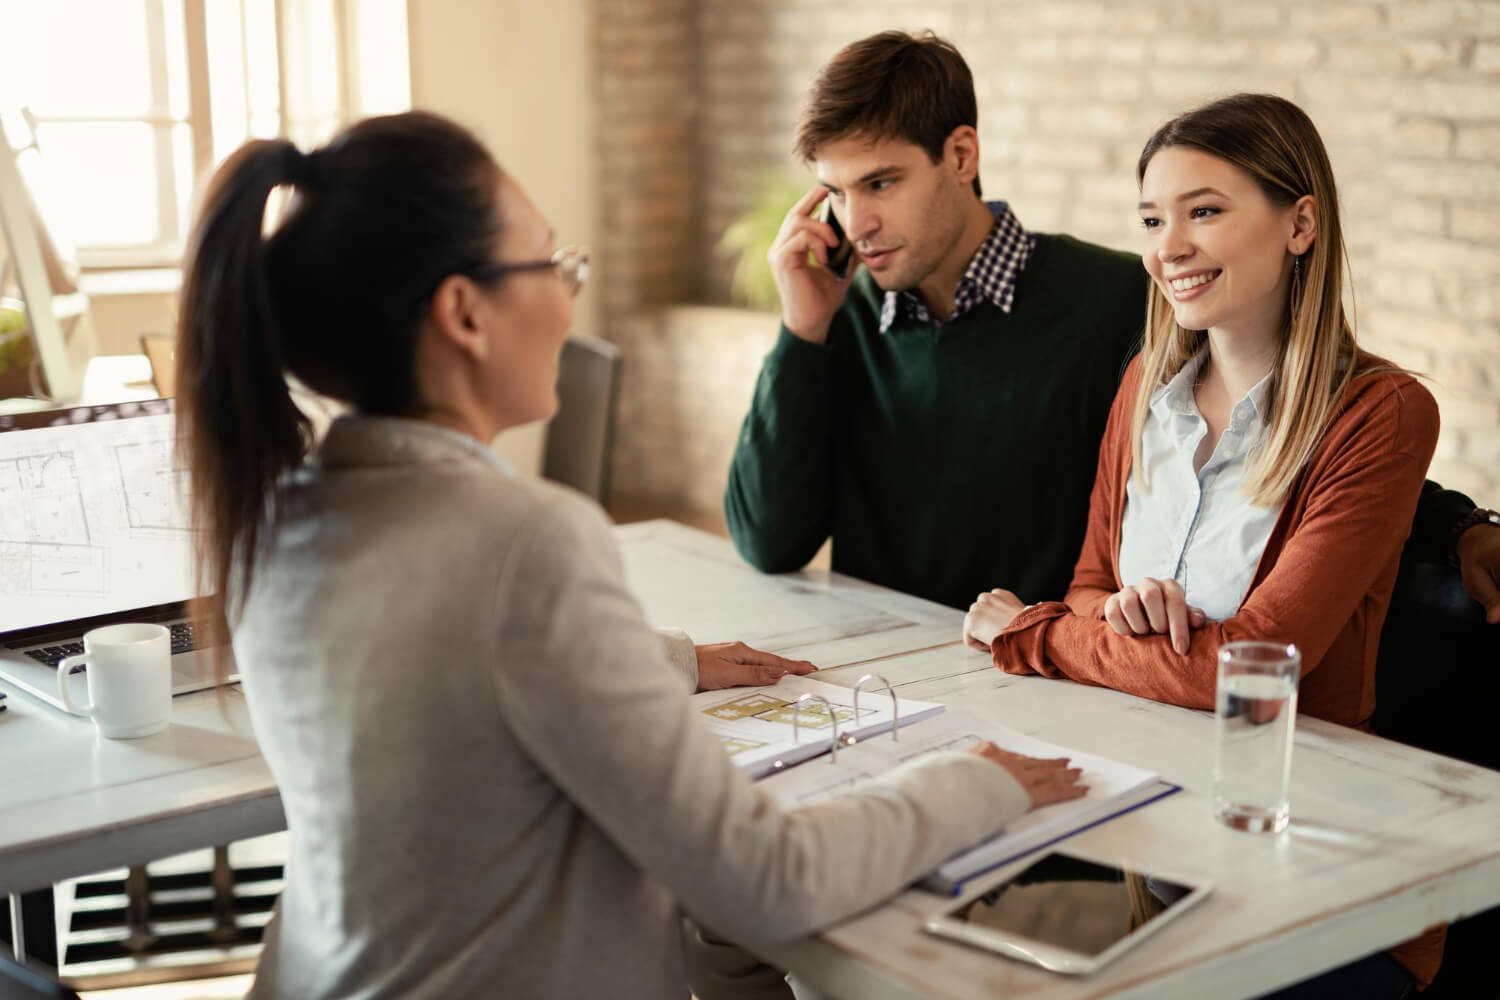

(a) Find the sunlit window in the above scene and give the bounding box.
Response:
[0,0,409,266]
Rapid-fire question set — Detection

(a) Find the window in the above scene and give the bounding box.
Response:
[0,0,409,268]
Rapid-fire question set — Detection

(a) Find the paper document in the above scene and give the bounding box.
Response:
[758,709,1177,895]
[691,675,945,778]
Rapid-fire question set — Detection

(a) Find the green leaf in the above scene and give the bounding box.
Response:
[715,169,812,313]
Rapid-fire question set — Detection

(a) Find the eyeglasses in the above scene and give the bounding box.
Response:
[464,245,590,297]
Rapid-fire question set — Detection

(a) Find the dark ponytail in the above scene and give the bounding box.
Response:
[176,112,503,632]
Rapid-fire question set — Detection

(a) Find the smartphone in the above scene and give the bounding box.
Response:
[817,198,854,280]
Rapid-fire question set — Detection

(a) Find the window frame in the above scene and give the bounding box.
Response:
[21,0,209,268]
[16,0,399,270]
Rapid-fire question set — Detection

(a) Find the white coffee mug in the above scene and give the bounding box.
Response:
[56,623,172,738]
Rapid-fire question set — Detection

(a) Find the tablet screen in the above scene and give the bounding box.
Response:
[936,851,1201,958]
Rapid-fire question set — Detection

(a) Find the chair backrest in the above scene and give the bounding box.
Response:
[1373,556,1497,770]
[543,336,621,503]
[0,953,80,999]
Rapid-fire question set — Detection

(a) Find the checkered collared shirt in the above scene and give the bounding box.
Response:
[878,201,1035,334]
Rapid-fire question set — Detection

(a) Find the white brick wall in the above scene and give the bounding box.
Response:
[599,0,1500,511]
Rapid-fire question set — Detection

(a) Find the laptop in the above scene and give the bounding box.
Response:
[0,400,237,712]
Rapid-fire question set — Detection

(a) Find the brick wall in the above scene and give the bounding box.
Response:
[609,306,777,514]
[599,1,1500,512]
[596,0,702,316]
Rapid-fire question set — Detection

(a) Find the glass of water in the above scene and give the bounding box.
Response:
[1213,641,1300,834]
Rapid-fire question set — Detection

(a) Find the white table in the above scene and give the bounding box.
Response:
[0,521,959,897]
[2,520,1498,998]
[761,642,1500,998]
[0,689,282,897]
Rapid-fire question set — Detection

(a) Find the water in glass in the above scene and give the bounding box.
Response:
[1213,642,1299,834]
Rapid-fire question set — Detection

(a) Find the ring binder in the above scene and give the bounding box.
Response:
[692,675,945,777]
[759,705,1180,896]
[852,673,898,741]
[792,693,840,764]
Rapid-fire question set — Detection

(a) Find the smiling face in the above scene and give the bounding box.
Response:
[420,171,576,439]
[813,134,973,293]
[1138,147,1308,339]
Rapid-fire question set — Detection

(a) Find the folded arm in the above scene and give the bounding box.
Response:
[995,379,1440,713]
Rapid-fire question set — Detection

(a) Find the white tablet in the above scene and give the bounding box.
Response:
[922,849,1213,975]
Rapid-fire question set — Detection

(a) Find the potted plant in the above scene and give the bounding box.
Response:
[0,300,38,399]
[715,169,810,312]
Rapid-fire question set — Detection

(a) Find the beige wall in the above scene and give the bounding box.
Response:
[407,0,599,476]
[601,1,1500,510]
[89,291,176,355]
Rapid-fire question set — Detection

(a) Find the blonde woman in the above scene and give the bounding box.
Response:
[962,94,1441,996]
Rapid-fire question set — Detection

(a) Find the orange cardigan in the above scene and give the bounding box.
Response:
[991,355,1446,987]
[991,354,1439,729]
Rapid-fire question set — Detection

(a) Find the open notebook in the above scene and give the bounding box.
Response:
[695,676,1178,897]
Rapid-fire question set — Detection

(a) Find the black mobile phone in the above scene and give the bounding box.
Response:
[818,199,854,280]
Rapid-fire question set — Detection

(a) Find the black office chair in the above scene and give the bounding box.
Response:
[1372,556,1498,1000]
[1373,557,1496,770]
[0,953,79,1000]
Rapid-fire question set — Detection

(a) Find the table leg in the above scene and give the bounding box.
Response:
[7,892,22,962]
[124,865,155,952]
[209,845,238,942]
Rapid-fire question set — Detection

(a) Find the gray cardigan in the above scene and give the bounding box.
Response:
[234,417,1029,999]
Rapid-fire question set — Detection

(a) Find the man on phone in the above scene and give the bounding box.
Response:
[724,29,1499,620]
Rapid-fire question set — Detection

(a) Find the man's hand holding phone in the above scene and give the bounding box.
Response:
[768,186,857,345]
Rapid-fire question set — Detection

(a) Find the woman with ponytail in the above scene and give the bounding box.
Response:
[962,94,1442,995]
[176,112,1083,999]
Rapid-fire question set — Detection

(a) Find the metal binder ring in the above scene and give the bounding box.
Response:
[852,673,899,741]
[792,693,840,764]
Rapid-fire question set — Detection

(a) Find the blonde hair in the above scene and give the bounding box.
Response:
[1125,870,1167,932]
[1132,94,1368,507]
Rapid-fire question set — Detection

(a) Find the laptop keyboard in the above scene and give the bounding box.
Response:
[27,623,204,671]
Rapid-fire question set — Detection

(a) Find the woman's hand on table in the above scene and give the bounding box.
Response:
[963,588,1027,650]
[967,742,1088,808]
[695,642,817,690]
[1102,578,1207,655]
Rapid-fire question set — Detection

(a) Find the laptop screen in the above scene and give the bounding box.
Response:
[0,400,199,632]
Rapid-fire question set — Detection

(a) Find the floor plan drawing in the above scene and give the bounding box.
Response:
[0,411,194,625]
[115,439,189,533]
[718,736,770,756]
[0,449,108,599]
[16,542,108,594]
[0,451,92,546]
[702,692,855,729]
[0,451,108,597]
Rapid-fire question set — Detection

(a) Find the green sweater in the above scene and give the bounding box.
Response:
[725,233,1149,610]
